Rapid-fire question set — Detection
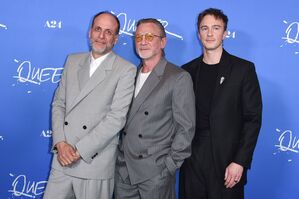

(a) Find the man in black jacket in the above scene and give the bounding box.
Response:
[179,8,262,199]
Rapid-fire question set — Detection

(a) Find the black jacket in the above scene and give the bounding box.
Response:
[183,49,262,183]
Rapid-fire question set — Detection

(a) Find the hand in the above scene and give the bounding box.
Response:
[56,141,78,166]
[74,150,81,161]
[224,162,243,188]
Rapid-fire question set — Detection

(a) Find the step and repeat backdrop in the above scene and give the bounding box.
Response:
[1,0,298,198]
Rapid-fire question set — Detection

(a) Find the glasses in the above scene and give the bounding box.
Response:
[135,33,163,42]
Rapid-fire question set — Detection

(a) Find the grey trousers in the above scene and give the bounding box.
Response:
[43,168,114,199]
[114,168,176,199]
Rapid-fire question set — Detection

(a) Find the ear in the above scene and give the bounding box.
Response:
[160,37,167,49]
[198,31,201,40]
[113,34,119,45]
[88,28,91,39]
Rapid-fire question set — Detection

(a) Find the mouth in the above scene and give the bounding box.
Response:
[139,47,150,51]
[93,39,106,45]
[206,39,215,43]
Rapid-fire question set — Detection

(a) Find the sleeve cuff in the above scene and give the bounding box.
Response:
[75,142,93,164]
[165,156,177,175]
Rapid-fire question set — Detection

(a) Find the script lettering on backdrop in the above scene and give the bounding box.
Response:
[12,59,63,86]
[112,11,236,44]
[8,173,47,198]
[274,128,299,162]
[112,11,183,41]
[281,20,299,55]
[0,23,8,30]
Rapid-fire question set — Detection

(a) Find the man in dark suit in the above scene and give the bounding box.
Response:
[179,8,262,199]
[114,18,195,199]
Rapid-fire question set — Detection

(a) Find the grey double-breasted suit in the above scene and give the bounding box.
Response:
[50,52,136,179]
[116,58,195,191]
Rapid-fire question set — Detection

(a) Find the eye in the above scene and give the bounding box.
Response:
[145,33,154,41]
[94,27,101,32]
[135,35,142,42]
[105,30,113,36]
[200,27,208,31]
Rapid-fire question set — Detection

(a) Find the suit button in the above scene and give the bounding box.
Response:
[91,153,98,159]
[123,131,127,136]
[138,155,143,159]
[138,134,142,138]
[64,121,68,125]
[83,125,87,130]
[144,111,148,115]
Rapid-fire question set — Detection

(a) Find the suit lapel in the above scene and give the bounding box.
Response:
[77,55,90,90]
[69,52,116,112]
[210,50,232,114]
[126,58,167,125]
[194,56,203,95]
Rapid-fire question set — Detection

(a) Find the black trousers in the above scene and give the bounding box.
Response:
[179,135,244,199]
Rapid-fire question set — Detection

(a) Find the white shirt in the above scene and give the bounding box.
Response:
[89,52,110,77]
[134,70,151,98]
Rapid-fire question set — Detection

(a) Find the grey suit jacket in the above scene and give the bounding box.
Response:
[51,52,136,179]
[117,58,195,184]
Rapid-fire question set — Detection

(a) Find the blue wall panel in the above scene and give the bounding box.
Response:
[1,0,298,198]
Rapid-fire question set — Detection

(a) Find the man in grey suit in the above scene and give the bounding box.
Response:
[114,18,196,199]
[43,11,136,199]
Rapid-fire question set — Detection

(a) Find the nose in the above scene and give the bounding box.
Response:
[140,36,148,45]
[207,28,213,36]
[98,30,105,38]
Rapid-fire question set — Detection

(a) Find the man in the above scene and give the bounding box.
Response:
[179,8,262,199]
[43,11,136,199]
[114,18,195,199]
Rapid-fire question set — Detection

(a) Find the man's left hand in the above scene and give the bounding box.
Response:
[74,150,81,161]
[224,162,243,188]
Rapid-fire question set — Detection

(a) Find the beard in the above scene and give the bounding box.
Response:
[90,39,114,56]
[137,48,159,60]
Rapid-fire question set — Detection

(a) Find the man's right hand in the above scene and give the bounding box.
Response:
[55,141,78,166]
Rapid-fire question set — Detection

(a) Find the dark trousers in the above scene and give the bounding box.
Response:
[179,135,244,199]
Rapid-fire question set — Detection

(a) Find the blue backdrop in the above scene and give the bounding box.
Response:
[1,0,298,198]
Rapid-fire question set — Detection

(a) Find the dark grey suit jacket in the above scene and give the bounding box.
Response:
[117,57,196,184]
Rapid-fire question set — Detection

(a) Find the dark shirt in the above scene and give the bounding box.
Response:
[196,62,219,132]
